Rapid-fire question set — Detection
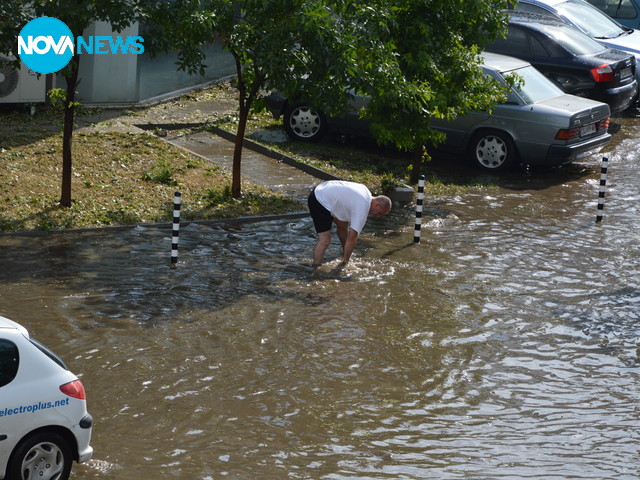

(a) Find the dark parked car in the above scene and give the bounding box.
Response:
[514,0,640,85]
[485,13,638,112]
[265,53,612,171]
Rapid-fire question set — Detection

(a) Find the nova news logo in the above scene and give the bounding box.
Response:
[18,16,144,74]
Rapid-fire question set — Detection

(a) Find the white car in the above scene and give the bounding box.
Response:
[0,316,93,480]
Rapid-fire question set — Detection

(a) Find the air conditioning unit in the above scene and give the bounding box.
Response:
[0,54,47,104]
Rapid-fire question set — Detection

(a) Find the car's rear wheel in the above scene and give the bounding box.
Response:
[469,130,517,171]
[283,103,327,142]
[8,432,73,480]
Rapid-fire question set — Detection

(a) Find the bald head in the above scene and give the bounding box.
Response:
[370,195,392,217]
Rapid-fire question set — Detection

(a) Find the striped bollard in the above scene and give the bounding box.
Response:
[596,157,608,223]
[171,191,181,267]
[414,175,425,243]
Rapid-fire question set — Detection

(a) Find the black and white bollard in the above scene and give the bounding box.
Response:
[171,191,181,267]
[414,175,425,244]
[596,157,608,223]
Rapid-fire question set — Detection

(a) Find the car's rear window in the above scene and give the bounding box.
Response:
[0,339,19,388]
[540,23,607,55]
[29,337,68,370]
[505,65,564,104]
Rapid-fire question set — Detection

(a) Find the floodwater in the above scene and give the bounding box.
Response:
[1,116,639,480]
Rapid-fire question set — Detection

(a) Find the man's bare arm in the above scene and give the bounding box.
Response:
[342,228,359,264]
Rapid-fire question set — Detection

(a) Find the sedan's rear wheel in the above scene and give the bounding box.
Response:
[469,130,517,171]
[9,432,73,480]
[283,103,327,142]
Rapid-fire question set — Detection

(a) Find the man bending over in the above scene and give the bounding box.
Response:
[307,180,392,267]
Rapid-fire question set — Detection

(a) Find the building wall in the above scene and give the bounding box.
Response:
[137,39,236,102]
[66,21,236,105]
[75,21,140,104]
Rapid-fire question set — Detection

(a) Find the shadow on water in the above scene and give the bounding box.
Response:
[0,220,330,326]
[426,151,597,192]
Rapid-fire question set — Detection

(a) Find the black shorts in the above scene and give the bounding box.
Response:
[308,189,332,233]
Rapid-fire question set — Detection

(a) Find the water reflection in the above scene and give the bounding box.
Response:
[1,128,640,479]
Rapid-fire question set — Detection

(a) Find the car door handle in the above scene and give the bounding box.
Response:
[0,435,7,441]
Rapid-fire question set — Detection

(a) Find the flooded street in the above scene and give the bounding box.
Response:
[1,116,640,480]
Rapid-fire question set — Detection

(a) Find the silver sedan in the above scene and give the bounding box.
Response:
[265,52,612,171]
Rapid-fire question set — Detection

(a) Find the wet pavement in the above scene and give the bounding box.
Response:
[166,129,335,202]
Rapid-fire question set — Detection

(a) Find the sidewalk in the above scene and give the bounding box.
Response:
[166,128,338,202]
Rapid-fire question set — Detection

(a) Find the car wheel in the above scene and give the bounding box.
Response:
[283,103,327,142]
[8,432,73,480]
[469,130,517,171]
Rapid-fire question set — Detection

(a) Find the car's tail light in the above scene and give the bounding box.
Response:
[556,127,580,140]
[596,117,610,131]
[591,64,614,82]
[555,116,609,140]
[60,380,86,400]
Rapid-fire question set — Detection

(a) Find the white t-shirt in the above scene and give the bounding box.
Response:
[314,181,372,233]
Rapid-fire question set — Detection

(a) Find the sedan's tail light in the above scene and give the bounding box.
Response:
[556,127,580,140]
[591,64,614,82]
[596,117,610,131]
[60,380,86,400]
[555,116,609,140]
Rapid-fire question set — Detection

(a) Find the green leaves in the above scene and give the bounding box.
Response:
[346,0,514,156]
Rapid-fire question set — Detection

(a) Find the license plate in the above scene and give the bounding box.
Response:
[580,124,596,137]
[620,67,632,79]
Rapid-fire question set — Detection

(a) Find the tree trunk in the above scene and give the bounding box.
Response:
[60,55,80,208]
[231,104,249,199]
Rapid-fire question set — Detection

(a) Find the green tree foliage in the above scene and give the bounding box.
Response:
[0,1,140,207]
[352,0,516,181]
[0,4,30,54]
